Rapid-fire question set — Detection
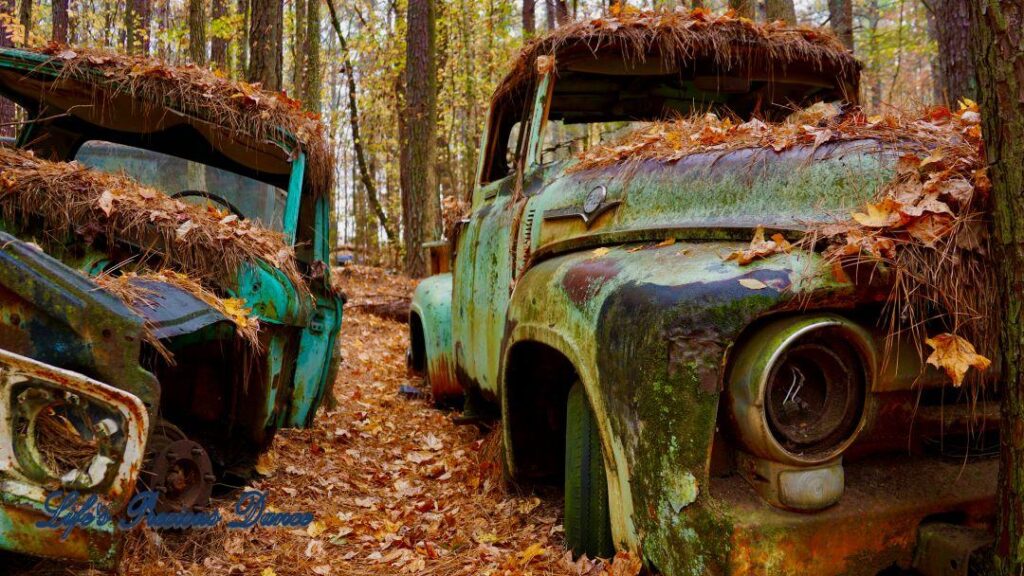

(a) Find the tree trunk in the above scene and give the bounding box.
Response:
[18,0,30,44]
[728,0,754,19]
[211,0,228,69]
[970,3,1024,574]
[237,0,249,77]
[764,0,796,22]
[188,0,206,65]
[523,0,534,36]
[0,0,14,137]
[925,0,976,104]
[125,0,151,54]
[249,0,282,90]
[51,0,68,42]
[400,0,439,277]
[302,0,319,112]
[291,0,306,96]
[544,0,555,30]
[828,0,854,50]
[554,0,568,25]
[324,0,394,241]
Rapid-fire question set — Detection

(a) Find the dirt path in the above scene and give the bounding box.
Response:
[9,267,635,575]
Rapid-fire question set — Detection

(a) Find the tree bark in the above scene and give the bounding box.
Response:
[237,0,249,77]
[18,0,30,44]
[125,0,151,54]
[323,0,395,241]
[728,0,754,19]
[764,0,796,23]
[523,0,534,36]
[924,0,976,104]
[544,0,555,30]
[51,0,68,43]
[249,0,282,90]
[828,0,854,50]
[302,0,319,112]
[291,0,306,96]
[969,3,1024,574]
[211,0,228,69]
[188,0,206,65]
[554,0,568,25]
[400,0,439,277]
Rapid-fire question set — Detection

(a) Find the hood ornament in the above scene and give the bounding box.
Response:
[543,185,621,228]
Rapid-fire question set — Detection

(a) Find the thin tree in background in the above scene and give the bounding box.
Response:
[301,0,319,112]
[0,0,15,137]
[400,0,439,277]
[764,0,795,22]
[969,1,1024,574]
[51,0,68,43]
[923,0,975,104]
[188,0,206,64]
[236,0,249,76]
[523,0,535,36]
[18,0,30,44]
[125,0,151,54]
[728,0,754,18]
[828,0,854,50]
[210,0,228,68]
[249,0,282,90]
[291,0,306,95]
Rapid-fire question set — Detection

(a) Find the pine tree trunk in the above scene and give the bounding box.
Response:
[301,0,319,112]
[544,0,555,30]
[828,0,854,50]
[125,0,151,54]
[249,0,282,90]
[764,0,795,23]
[188,0,206,64]
[18,0,30,44]
[0,0,15,137]
[400,0,439,277]
[728,0,754,19]
[554,0,568,25]
[51,0,68,42]
[291,0,306,96]
[927,0,976,104]
[211,0,228,69]
[523,0,534,35]
[970,2,1024,573]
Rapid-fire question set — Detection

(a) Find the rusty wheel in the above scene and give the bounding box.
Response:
[139,421,215,512]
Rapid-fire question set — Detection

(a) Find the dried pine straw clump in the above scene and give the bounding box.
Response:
[577,101,995,387]
[496,7,859,103]
[31,43,334,199]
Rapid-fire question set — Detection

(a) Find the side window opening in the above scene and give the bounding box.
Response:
[480,84,535,186]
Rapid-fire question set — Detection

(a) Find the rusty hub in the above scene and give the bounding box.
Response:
[140,421,215,512]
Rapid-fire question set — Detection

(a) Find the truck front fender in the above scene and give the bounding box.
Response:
[502,240,853,573]
[410,273,461,402]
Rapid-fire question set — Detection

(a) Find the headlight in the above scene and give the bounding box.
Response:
[727,314,873,466]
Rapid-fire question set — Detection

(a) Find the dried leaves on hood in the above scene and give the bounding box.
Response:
[576,101,994,385]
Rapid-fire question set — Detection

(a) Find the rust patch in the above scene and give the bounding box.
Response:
[428,354,462,403]
[561,257,621,307]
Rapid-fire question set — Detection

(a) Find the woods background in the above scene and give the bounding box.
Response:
[0,0,971,275]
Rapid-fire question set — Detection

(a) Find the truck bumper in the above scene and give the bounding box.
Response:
[714,456,996,576]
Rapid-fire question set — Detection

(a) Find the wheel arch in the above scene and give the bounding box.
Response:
[500,324,638,553]
[408,274,461,402]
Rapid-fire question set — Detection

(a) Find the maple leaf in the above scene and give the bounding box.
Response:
[852,199,902,228]
[925,333,991,386]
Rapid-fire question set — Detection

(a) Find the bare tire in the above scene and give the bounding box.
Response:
[564,381,614,559]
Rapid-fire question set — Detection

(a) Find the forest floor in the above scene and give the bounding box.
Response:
[7,266,638,576]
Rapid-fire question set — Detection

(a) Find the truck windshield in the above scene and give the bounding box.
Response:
[75,141,289,233]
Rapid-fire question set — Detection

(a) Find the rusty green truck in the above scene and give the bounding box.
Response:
[0,47,342,566]
[409,12,996,576]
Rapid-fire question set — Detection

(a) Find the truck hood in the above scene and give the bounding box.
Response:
[525,138,903,258]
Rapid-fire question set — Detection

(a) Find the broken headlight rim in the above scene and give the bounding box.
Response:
[726,314,875,467]
[11,381,128,490]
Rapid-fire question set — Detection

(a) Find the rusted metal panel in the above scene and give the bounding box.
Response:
[410,274,460,402]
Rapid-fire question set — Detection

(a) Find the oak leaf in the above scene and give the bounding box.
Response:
[925,333,991,387]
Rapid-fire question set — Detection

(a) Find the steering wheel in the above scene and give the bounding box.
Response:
[171,190,245,219]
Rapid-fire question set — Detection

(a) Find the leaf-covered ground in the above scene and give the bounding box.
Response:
[8,266,636,576]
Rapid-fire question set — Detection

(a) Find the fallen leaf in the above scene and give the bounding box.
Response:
[852,200,902,228]
[738,278,768,290]
[925,333,991,386]
[97,190,114,217]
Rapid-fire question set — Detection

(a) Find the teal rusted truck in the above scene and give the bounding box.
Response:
[0,47,342,566]
[410,13,996,576]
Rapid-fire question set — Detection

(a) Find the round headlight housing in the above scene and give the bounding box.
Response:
[727,315,873,466]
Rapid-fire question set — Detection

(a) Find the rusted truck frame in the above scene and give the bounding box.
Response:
[411,14,997,576]
[0,48,343,566]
